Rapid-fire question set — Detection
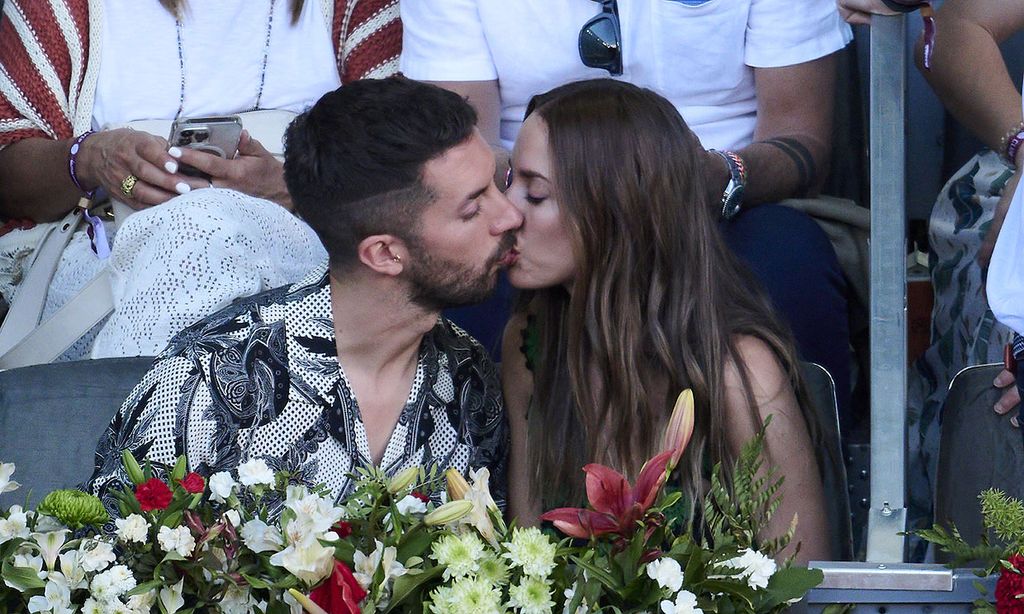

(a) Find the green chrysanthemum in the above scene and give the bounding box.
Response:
[37,490,108,529]
[508,576,555,614]
[432,532,485,580]
[448,576,503,614]
[504,527,557,578]
[476,551,510,587]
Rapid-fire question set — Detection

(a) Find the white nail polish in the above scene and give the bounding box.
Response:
[168,147,183,158]
[164,160,178,174]
[175,182,191,194]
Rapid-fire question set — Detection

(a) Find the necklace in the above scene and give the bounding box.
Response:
[173,0,278,120]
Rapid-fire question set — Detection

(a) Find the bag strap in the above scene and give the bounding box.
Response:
[0,206,84,358]
[0,269,113,369]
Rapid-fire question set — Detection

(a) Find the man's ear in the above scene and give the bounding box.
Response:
[357,235,407,276]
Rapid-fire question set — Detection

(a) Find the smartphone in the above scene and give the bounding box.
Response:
[167,115,243,180]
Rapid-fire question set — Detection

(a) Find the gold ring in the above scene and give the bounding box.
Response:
[120,174,138,198]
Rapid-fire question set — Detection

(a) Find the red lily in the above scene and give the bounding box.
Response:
[540,449,675,539]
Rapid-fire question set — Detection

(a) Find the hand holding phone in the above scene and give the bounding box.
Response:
[167,115,243,180]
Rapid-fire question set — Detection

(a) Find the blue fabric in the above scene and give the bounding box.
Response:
[447,203,853,425]
[721,203,852,425]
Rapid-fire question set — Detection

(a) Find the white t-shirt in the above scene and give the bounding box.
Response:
[987,81,1024,337]
[400,0,852,151]
[93,0,341,129]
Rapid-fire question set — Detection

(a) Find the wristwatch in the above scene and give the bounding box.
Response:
[712,150,747,221]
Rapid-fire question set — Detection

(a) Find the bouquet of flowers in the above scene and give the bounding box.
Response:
[0,388,823,613]
[917,489,1024,613]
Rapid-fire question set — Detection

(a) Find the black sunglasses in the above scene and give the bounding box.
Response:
[578,0,622,76]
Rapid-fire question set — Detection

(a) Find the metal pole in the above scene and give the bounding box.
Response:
[866,14,908,562]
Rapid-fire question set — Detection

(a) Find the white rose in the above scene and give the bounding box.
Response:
[77,539,116,572]
[240,519,284,553]
[115,514,150,544]
[208,472,237,502]
[157,525,196,558]
[647,557,684,593]
[237,459,275,487]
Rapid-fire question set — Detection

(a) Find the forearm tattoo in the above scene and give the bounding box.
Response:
[761,137,818,196]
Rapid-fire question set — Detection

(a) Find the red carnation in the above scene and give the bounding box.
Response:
[178,472,206,494]
[411,491,430,503]
[135,478,173,512]
[333,521,353,539]
[310,560,366,614]
[996,554,1024,613]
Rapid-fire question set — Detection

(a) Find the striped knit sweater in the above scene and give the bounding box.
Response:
[0,0,400,148]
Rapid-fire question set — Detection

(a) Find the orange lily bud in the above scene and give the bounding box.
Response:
[663,389,695,468]
[445,468,471,501]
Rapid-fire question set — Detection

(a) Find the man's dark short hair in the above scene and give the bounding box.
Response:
[283,77,478,268]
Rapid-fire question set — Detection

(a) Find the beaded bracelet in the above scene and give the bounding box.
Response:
[1000,122,1024,167]
[67,130,96,199]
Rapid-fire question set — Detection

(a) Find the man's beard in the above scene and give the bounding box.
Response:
[406,233,515,311]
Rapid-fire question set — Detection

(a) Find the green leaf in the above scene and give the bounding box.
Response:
[397,525,435,561]
[1,562,45,591]
[126,579,165,596]
[571,555,623,592]
[762,566,824,606]
[242,573,271,590]
[385,565,443,613]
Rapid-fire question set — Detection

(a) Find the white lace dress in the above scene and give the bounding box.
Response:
[44,189,327,359]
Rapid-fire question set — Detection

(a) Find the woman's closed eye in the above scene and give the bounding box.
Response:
[526,193,547,205]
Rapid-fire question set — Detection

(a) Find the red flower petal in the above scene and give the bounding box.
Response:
[135,478,173,512]
[310,561,367,614]
[583,463,632,517]
[633,450,673,512]
[540,507,619,539]
[178,472,206,494]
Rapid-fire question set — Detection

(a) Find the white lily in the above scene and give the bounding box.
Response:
[0,463,20,494]
[461,468,499,545]
[26,572,72,613]
[31,529,69,572]
[57,551,87,590]
[0,505,31,544]
[159,577,185,614]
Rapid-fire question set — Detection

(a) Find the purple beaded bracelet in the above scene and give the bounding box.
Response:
[68,131,96,199]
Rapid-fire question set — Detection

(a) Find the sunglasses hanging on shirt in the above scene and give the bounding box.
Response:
[579,0,623,76]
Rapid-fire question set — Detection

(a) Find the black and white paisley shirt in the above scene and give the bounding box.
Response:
[85,263,508,512]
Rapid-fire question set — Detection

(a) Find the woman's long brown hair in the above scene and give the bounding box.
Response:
[520,79,820,507]
[160,0,306,24]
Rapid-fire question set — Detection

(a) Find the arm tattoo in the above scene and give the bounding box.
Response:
[761,137,818,196]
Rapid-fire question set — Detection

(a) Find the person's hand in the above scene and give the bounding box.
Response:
[77,128,206,210]
[994,367,1022,427]
[979,165,1021,271]
[175,130,292,210]
[837,0,900,25]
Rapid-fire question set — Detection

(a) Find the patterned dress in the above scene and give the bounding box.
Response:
[84,263,508,514]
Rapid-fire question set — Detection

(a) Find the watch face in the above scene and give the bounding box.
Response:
[723,184,744,219]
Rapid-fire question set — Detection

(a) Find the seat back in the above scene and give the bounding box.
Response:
[934,363,1024,562]
[0,357,153,506]
[800,361,854,561]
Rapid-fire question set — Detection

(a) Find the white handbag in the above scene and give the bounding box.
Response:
[0,110,297,369]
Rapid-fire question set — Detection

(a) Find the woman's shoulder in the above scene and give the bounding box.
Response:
[722,334,800,425]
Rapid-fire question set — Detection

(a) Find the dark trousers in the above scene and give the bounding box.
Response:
[447,203,852,424]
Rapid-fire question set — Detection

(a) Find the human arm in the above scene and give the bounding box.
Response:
[705,54,838,209]
[722,336,830,564]
[172,130,293,210]
[501,313,543,526]
[0,131,204,221]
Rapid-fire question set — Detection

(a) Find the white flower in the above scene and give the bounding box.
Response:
[0,463,20,494]
[0,505,31,544]
[58,551,87,590]
[115,514,150,544]
[661,589,703,614]
[504,527,558,579]
[352,539,406,590]
[126,590,157,614]
[508,576,555,614]
[159,577,185,614]
[27,571,72,613]
[13,548,45,580]
[90,564,136,602]
[722,548,777,590]
[208,472,237,502]
[31,529,69,571]
[240,519,284,553]
[219,584,259,614]
[446,576,503,614]
[646,557,684,593]
[223,509,241,528]
[77,539,115,573]
[157,525,196,558]
[237,458,275,487]
[395,494,428,516]
[269,537,336,585]
[283,485,345,538]
[562,586,590,614]
[431,532,484,581]
[459,468,499,544]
